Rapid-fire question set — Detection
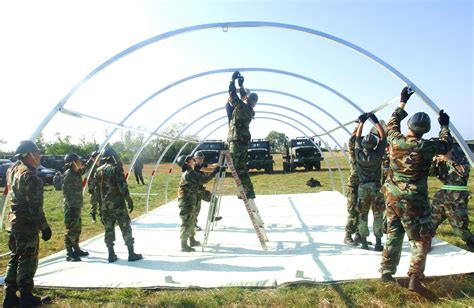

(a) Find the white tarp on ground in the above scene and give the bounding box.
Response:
[4,191,473,288]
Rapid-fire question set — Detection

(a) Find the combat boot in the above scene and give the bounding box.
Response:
[181,239,195,252]
[408,274,428,293]
[360,237,369,250]
[465,239,474,252]
[73,244,89,257]
[66,246,81,262]
[374,236,383,252]
[343,232,356,245]
[189,237,201,247]
[353,233,362,245]
[211,216,222,222]
[19,291,51,308]
[107,245,118,263]
[126,244,143,262]
[2,287,19,308]
[380,273,396,283]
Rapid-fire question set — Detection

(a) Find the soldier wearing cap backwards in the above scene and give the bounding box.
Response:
[227,71,258,199]
[379,87,452,293]
[93,146,142,263]
[3,140,51,307]
[176,155,220,252]
[429,146,474,251]
[61,152,98,262]
[353,112,387,251]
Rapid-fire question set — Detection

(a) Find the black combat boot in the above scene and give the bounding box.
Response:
[343,232,356,245]
[380,273,396,283]
[189,237,201,247]
[107,245,118,263]
[408,274,428,293]
[66,246,81,262]
[181,238,195,252]
[211,216,222,222]
[73,244,89,257]
[353,232,362,245]
[126,244,143,262]
[360,237,369,250]
[2,287,19,308]
[19,291,51,308]
[374,236,383,252]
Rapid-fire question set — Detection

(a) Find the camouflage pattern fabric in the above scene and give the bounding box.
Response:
[4,161,48,293]
[357,182,384,237]
[229,141,255,199]
[87,165,99,216]
[62,169,84,249]
[430,155,473,245]
[354,136,387,184]
[380,107,452,278]
[94,162,134,247]
[345,131,359,234]
[381,151,390,184]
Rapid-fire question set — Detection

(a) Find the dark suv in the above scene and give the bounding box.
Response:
[192,140,227,164]
[247,139,274,173]
[283,137,324,172]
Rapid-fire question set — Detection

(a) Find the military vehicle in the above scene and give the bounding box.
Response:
[283,137,323,172]
[247,139,274,173]
[192,140,227,164]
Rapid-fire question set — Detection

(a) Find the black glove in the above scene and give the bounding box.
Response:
[238,76,244,87]
[438,109,450,126]
[90,211,97,222]
[232,71,241,81]
[228,81,236,97]
[358,112,370,123]
[369,113,379,124]
[41,226,52,241]
[126,196,134,213]
[400,86,414,103]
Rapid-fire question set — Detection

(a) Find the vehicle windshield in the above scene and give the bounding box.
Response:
[197,143,224,150]
[291,139,315,147]
[249,142,269,149]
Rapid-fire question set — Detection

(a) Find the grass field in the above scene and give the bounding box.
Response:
[1,153,473,306]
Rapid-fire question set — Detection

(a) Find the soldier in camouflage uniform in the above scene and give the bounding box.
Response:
[227,71,258,199]
[429,147,474,251]
[94,146,142,263]
[176,155,220,252]
[62,152,97,262]
[354,112,387,251]
[3,140,51,307]
[379,87,452,294]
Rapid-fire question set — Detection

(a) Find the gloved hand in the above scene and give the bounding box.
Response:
[126,196,134,213]
[41,226,52,241]
[232,71,241,81]
[358,112,370,123]
[90,211,97,222]
[400,86,414,103]
[438,109,450,126]
[238,76,244,87]
[369,113,379,124]
[419,222,435,241]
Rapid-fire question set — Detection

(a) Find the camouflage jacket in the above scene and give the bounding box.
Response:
[355,137,387,184]
[94,162,131,210]
[227,95,255,143]
[346,128,359,187]
[63,159,96,209]
[429,154,470,186]
[6,161,49,232]
[386,107,452,191]
[177,167,216,201]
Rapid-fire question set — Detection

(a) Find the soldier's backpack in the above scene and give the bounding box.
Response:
[306,177,321,188]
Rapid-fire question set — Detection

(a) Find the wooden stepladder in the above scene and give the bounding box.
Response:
[202,150,268,251]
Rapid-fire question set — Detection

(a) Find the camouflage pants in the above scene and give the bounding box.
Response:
[345,184,359,234]
[380,182,432,278]
[357,182,385,237]
[101,207,134,247]
[4,231,39,293]
[64,206,82,249]
[229,141,255,199]
[179,194,198,240]
[432,190,473,244]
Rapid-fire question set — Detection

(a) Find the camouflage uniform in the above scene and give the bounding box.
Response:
[354,137,387,238]
[380,107,452,278]
[430,154,473,248]
[177,167,216,241]
[345,130,359,234]
[4,161,49,294]
[227,89,256,199]
[87,165,99,217]
[94,162,134,248]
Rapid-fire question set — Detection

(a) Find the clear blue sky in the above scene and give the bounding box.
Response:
[0,0,472,151]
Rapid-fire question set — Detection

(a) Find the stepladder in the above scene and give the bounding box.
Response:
[202,150,268,251]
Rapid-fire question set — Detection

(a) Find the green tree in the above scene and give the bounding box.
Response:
[266,131,287,153]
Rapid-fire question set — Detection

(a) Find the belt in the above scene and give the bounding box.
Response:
[441,185,468,191]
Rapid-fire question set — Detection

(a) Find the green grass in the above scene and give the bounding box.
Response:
[1,153,473,306]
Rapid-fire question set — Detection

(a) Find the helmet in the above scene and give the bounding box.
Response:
[64,153,80,165]
[176,155,187,167]
[408,112,431,135]
[193,151,205,159]
[361,134,377,149]
[248,93,258,107]
[101,146,118,162]
[15,140,40,157]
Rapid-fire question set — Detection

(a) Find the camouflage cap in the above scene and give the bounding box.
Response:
[64,153,80,164]
[15,140,40,157]
[193,151,205,159]
[408,112,431,135]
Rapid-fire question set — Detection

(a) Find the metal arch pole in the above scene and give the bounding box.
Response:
[30,21,471,165]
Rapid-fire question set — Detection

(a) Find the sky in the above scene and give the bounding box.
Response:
[0,0,472,152]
